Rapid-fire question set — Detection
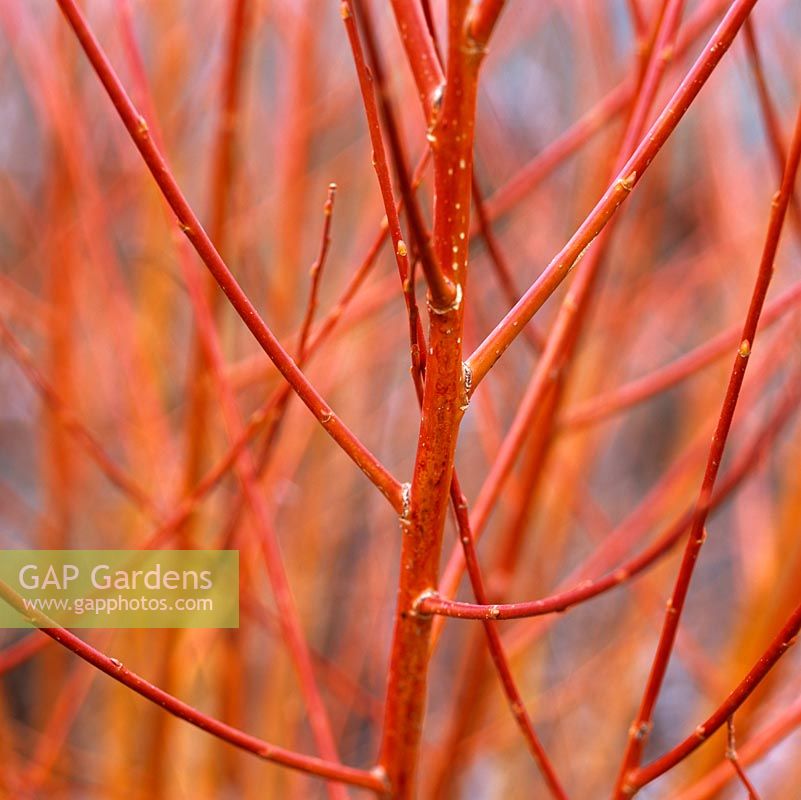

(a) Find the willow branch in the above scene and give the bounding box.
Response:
[387,0,445,121]
[626,599,801,793]
[0,581,387,794]
[436,476,569,799]
[420,371,801,623]
[561,274,801,430]
[54,0,403,512]
[466,0,759,391]
[613,98,801,796]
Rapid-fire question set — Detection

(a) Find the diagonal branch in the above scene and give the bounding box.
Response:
[613,98,801,797]
[466,0,760,391]
[54,0,403,513]
[0,581,387,794]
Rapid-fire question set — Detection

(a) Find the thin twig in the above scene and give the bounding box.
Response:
[298,183,338,362]
[726,717,763,800]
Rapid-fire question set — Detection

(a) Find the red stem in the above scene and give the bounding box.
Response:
[0,580,387,795]
[387,0,445,121]
[444,476,569,798]
[465,0,508,49]
[674,692,801,799]
[378,3,480,795]
[466,0,759,390]
[726,718,763,800]
[561,275,801,429]
[420,369,801,623]
[626,598,801,793]
[297,183,337,362]
[54,0,403,513]
[613,99,801,797]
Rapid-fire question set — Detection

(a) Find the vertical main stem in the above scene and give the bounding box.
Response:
[378,4,481,796]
